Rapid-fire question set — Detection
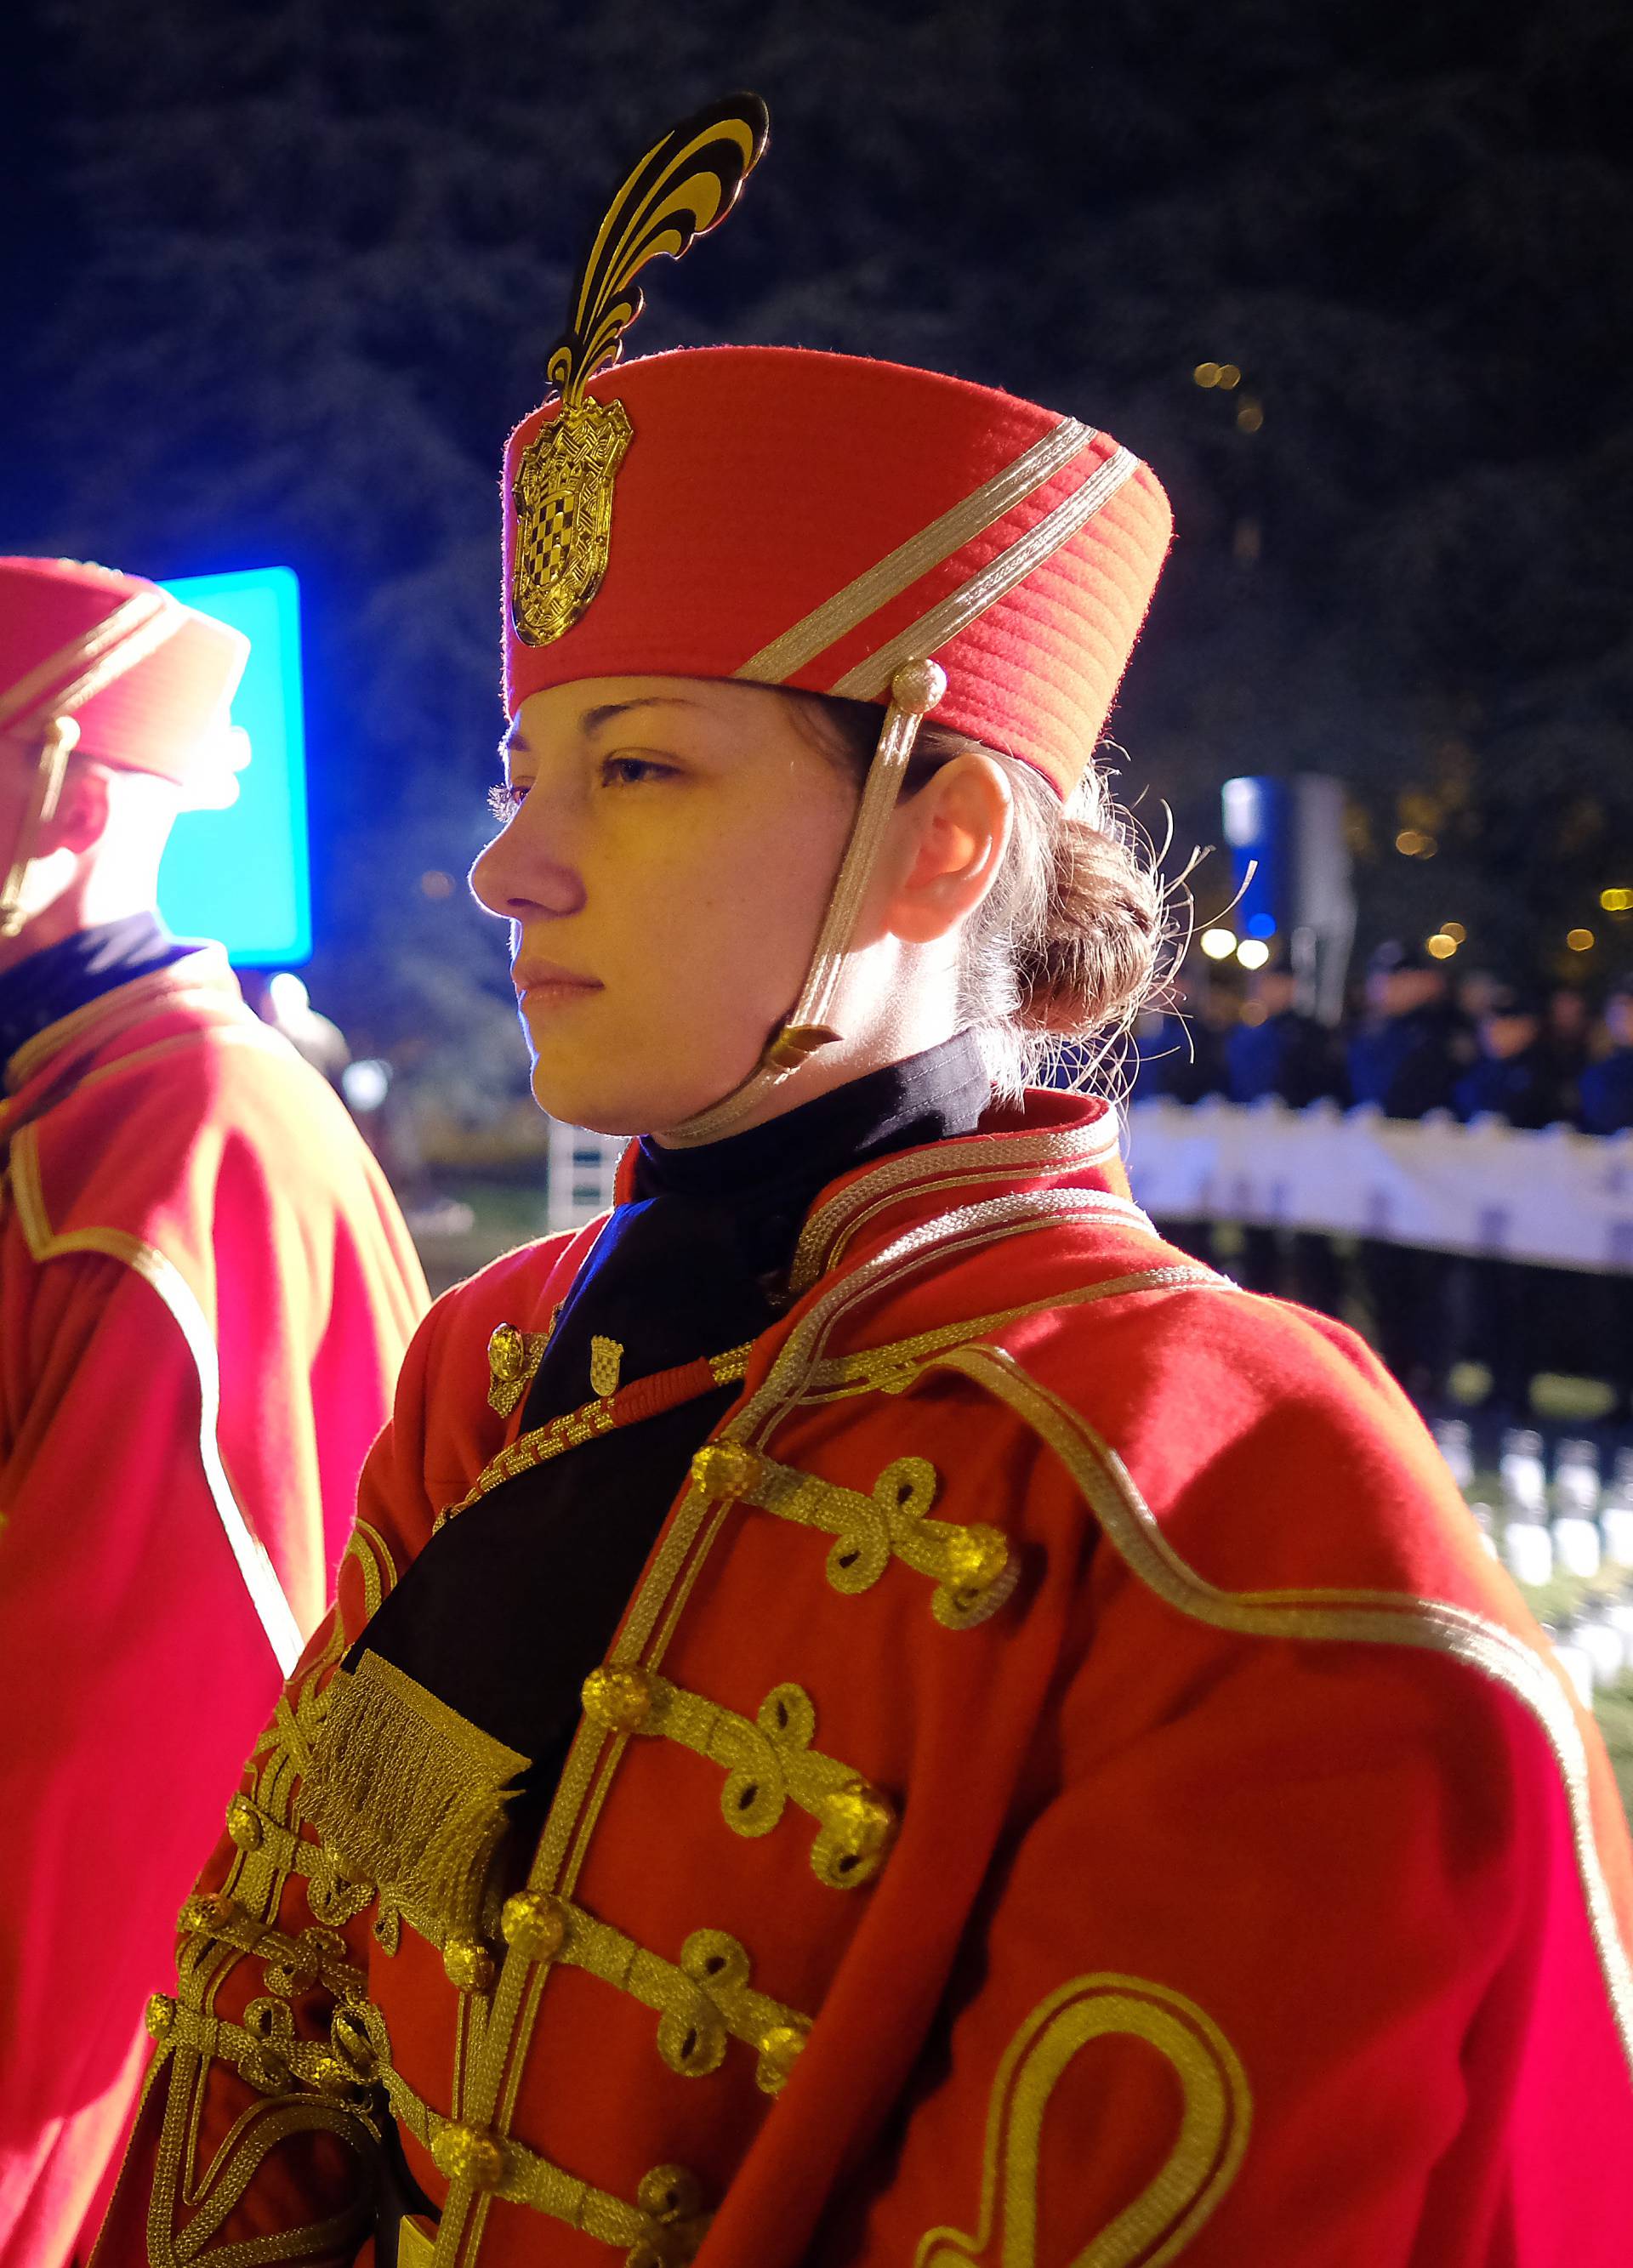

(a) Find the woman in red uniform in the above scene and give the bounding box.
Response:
[97,97,1632,2268]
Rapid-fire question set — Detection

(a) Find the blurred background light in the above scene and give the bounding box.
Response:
[157,567,310,965]
[341,1057,391,1113]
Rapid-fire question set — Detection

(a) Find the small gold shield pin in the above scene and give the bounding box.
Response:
[509,94,769,650]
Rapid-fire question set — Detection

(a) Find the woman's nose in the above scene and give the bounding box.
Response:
[469,811,586,922]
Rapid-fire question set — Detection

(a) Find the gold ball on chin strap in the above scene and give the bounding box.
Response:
[887,657,947,717]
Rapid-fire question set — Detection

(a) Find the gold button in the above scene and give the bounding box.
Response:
[225,1797,264,1850]
[822,1782,896,1859]
[757,2022,809,2095]
[145,1992,175,2041]
[431,2122,507,2191]
[500,1890,569,1963]
[442,1934,496,1992]
[581,1663,657,1733]
[689,1441,762,1503]
[179,1889,239,1935]
[487,1322,525,1384]
[946,1523,1008,1592]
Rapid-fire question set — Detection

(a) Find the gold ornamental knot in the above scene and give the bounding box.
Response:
[583,1663,659,1733]
[145,1992,176,2042]
[757,2021,810,2095]
[944,1524,1010,1594]
[501,1890,570,1963]
[442,1933,497,1992]
[821,1781,897,1862]
[225,1796,264,1850]
[690,1441,764,1503]
[629,2163,712,2268]
[431,2121,509,2192]
[180,1889,239,1935]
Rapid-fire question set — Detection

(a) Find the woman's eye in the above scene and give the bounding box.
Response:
[487,782,524,822]
[600,753,674,787]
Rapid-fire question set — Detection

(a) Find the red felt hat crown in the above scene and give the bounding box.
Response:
[0,557,248,801]
[503,344,1171,799]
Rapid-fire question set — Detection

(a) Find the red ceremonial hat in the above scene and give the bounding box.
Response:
[501,108,1170,800]
[0,557,249,807]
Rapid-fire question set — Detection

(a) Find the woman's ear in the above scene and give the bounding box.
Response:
[885,753,1014,945]
[41,761,113,857]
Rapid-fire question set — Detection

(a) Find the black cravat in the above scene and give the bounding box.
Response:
[346,1032,992,1813]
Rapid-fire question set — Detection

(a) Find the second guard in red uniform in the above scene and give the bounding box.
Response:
[0,558,429,2266]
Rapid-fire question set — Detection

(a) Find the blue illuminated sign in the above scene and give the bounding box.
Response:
[156,567,311,965]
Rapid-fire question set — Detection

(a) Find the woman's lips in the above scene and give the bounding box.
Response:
[515,963,601,1015]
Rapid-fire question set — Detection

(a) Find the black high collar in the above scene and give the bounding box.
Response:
[0,913,191,1069]
[520,1030,991,1430]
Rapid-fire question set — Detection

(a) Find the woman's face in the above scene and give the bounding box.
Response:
[469,675,861,1134]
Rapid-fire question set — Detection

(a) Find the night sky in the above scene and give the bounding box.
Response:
[5,0,1631,1094]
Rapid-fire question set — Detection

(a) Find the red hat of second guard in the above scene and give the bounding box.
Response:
[503,344,1171,800]
[0,557,249,805]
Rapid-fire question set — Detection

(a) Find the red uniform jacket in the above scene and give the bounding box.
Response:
[0,950,428,2266]
[94,1092,1633,2266]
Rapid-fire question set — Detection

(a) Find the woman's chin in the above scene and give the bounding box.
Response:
[526,1060,710,1140]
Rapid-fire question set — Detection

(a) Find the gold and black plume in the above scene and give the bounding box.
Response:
[511,94,770,648]
[548,94,769,407]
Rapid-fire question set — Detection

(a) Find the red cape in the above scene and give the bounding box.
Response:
[94,1090,1633,2266]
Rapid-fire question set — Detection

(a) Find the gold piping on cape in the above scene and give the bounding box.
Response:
[798,1265,1229,1404]
[787,1111,1127,1293]
[829,446,1140,700]
[4,1121,304,1674]
[925,1338,1633,2083]
[915,1973,1251,2268]
[731,417,1097,687]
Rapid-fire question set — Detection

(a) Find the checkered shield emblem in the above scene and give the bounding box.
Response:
[511,398,633,648]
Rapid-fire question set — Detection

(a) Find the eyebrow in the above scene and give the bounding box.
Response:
[503,696,702,759]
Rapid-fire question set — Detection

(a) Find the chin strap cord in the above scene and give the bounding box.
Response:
[657,658,947,1148]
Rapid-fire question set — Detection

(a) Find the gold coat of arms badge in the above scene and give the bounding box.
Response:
[509,95,768,649]
[510,400,634,648]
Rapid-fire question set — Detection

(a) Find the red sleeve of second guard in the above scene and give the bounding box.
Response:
[0,1253,285,2195]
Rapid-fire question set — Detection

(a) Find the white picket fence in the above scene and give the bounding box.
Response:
[543,1097,1633,1276]
[1125,1096,1633,1276]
